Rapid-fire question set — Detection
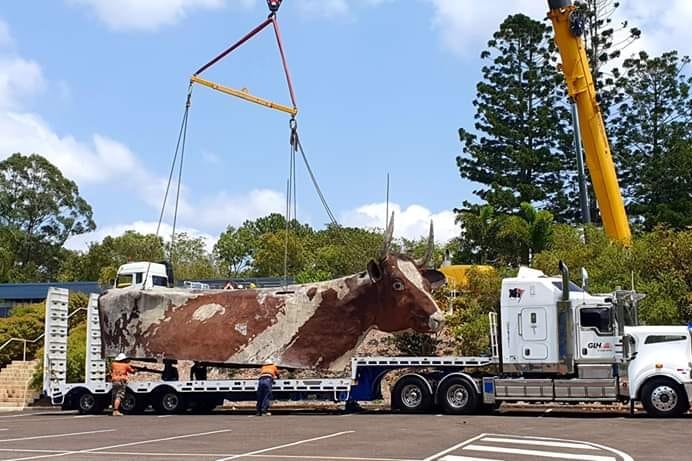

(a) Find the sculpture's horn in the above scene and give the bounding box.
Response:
[416,220,434,268]
[381,211,395,257]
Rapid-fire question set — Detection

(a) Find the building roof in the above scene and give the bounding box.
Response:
[0,282,102,301]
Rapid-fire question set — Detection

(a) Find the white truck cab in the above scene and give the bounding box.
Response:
[114,261,170,289]
[497,263,692,417]
[625,325,692,416]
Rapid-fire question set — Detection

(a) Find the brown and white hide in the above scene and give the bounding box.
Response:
[98,254,445,371]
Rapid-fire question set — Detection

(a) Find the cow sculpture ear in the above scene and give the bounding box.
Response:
[422,269,446,290]
[367,259,383,282]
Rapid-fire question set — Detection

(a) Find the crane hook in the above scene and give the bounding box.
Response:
[267,0,282,13]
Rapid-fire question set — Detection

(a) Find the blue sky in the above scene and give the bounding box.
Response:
[0,0,685,251]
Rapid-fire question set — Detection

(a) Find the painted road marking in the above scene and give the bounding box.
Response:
[0,429,114,443]
[423,434,488,461]
[2,415,107,423]
[216,430,355,461]
[480,437,598,450]
[0,412,62,419]
[0,449,428,461]
[482,434,634,461]
[4,429,231,461]
[156,415,172,418]
[463,445,615,461]
[108,453,417,461]
[440,456,504,461]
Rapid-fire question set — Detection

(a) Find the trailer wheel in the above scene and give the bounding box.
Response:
[77,391,104,414]
[391,375,433,413]
[437,377,479,415]
[641,377,689,418]
[153,388,185,414]
[120,391,147,414]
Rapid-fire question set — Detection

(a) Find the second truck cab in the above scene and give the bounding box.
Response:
[114,261,171,289]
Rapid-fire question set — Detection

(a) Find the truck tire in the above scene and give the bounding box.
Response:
[120,391,147,414]
[391,375,433,413]
[437,376,479,415]
[152,388,185,414]
[77,391,104,414]
[641,377,689,417]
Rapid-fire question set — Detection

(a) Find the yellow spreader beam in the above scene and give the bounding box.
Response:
[190,75,298,117]
[548,1,631,244]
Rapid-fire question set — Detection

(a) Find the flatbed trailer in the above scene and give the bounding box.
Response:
[43,288,496,415]
[44,273,692,418]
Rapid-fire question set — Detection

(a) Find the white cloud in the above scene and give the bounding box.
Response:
[426,0,547,56]
[0,57,45,110]
[69,0,227,31]
[191,188,285,228]
[617,1,692,57]
[65,220,217,252]
[341,202,459,243]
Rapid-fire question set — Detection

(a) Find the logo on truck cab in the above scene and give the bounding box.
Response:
[509,288,525,299]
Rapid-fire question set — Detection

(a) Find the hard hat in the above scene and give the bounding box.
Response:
[263,358,274,365]
[115,353,127,361]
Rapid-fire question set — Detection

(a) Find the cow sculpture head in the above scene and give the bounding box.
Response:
[366,214,446,333]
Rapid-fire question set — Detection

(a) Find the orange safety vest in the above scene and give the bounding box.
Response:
[111,362,135,382]
[259,364,279,379]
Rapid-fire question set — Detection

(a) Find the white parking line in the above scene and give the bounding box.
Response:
[2,415,107,423]
[107,453,416,460]
[215,430,355,461]
[440,456,504,461]
[481,437,597,450]
[0,449,419,461]
[4,429,231,461]
[422,433,487,461]
[156,415,172,418]
[0,429,114,443]
[463,444,615,461]
[482,434,634,461]
[0,429,7,431]
[0,412,62,419]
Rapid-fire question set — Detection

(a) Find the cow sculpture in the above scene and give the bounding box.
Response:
[99,215,446,370]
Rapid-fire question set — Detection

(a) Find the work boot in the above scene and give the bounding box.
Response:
[265,411,271,416]
[112,410,123,416]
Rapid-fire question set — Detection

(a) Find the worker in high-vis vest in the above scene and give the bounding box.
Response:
[256,358,280,416]
[110,353,137,416]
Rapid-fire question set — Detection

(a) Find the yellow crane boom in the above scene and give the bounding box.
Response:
[547,0,631,244]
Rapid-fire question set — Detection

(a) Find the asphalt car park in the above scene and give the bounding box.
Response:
[0,407,687,461]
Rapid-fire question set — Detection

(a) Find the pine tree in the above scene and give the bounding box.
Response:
[609,51,692,229]
[575,0,641,98]
[457,14,576,221]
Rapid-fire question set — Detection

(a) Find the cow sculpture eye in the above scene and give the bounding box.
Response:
[392,280,404,291]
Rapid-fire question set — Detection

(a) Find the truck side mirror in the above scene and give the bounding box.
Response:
[581,267,589,291]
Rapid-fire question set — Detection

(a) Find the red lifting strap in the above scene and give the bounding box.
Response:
[192,8,297,110]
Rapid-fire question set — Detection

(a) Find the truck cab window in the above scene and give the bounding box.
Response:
[152,276,168,287]
[580,307,613,334]
[644,335,686,344]
[552,281,584,292]
[115,274,133,288]
[135,272,144,284]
